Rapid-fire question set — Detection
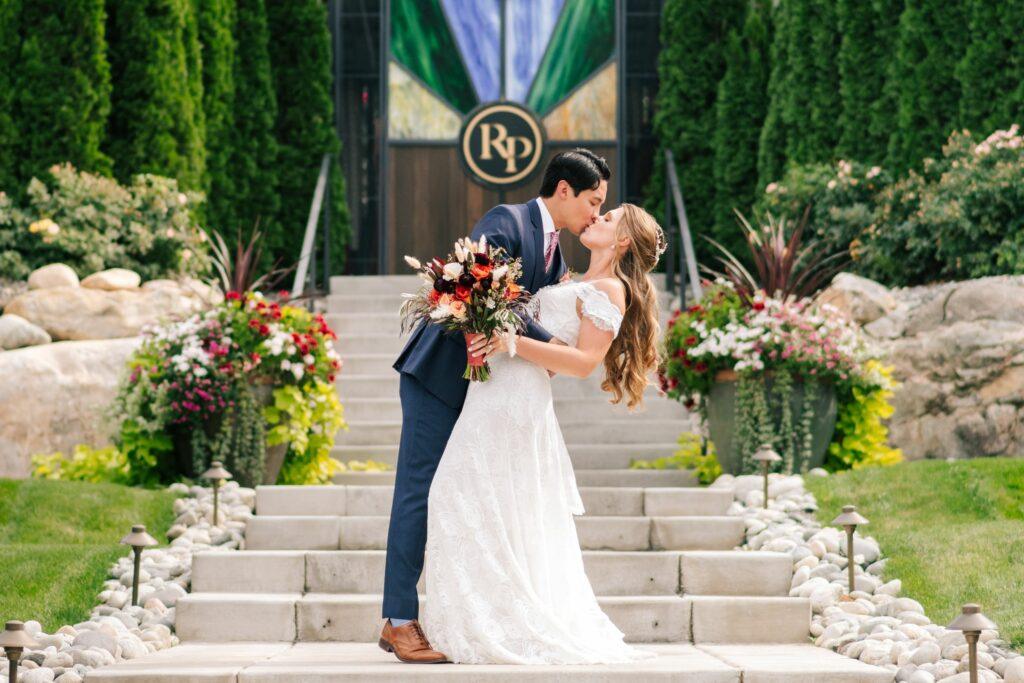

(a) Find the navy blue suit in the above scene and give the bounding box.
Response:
[382,198,566,620]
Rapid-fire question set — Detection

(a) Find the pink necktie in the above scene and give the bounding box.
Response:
[544,231,558,271]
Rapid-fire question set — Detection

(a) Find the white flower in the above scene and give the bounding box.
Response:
[403,255,422,269]
[491,264,508,280]
[765,182,778,194]
[281,360,292,370]
[443,262,463,280]
[430,305,451,320]
[866,166,881,179]
[827,179,837,190]
[303,354,314,365]
[291,364,304,380]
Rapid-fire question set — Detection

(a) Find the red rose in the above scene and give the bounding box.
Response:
[455,284,472,302]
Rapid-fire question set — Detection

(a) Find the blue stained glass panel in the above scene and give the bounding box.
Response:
[441,0,501,102]
[505,0,565,103]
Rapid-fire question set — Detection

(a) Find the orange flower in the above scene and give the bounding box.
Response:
[505,282,522,300]
[470,263,492,280]
[439,293,452,307]
[455,284,472,302]
[428,289,441,304]
[449,300,467,319]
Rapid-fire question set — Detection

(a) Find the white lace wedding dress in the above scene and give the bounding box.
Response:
[421,279,655,665]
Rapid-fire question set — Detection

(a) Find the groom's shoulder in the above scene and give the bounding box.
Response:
[478,202,530,230]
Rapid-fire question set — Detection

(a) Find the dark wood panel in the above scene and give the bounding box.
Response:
[386,145,618,275]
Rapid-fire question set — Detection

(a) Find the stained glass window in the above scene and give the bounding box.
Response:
[388,0,617,141]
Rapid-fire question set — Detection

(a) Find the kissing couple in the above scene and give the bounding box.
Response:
[381,149,666,665]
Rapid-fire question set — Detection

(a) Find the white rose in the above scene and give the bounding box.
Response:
[443,262,463,280]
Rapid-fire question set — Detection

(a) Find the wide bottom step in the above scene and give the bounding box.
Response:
[86,642,894,682]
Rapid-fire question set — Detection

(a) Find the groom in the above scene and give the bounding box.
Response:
[379,149,611,663]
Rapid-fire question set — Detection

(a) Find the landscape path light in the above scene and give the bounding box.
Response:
[831,504,869,596]
[202,460,233,527]
[948,603,996,683]
[0,620,39,683]
[752,444,782,509]
[120,524,158,607]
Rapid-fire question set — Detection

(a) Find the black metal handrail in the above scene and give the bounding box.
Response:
[662,149,702,304]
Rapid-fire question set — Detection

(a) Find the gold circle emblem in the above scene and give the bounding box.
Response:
[459,102,546,188]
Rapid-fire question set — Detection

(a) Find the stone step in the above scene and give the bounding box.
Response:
[330,275,422,296]
[244,515,745,552]
[330,468,699,488]
[176,593,809,645]
[327,294,408,314]
[342,396,690,422]
[335,372,670,400]
[192,549,792,598]
[86,641,894,682]
[254,485,733,518]
[336,419,687,447]
[327,312,404,336]
[330,442,683,469]
[335,333,408,355]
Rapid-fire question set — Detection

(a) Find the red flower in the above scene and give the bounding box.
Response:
[250,352,261,363]
[694,361,708,373]
[278,289,290,300]
[258,324,270,335]
[455,284,472,302]
[684,335,697,346]
[682,358,692,368]
[328,374,336,382]
[675,348,687,359]
[687,305,703,314]
[470,263,492,280]
[226,291,242,301]
[752,301,765,311]
[248,319,260,329]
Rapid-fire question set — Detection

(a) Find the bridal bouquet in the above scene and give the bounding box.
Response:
[400,235,532,381]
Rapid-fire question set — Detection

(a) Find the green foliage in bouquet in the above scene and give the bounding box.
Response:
[630,432,722,486]
[0,163,208,281]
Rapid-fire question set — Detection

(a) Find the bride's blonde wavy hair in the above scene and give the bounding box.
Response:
[602,203,664,410]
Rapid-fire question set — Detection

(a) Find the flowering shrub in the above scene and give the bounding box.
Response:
[659,281,900,473]
[113,291,346,486]
[759,126,1024,287]
[0,163,209,281]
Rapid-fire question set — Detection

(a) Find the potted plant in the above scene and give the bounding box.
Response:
[658,212,890,475]
[111,228,346,487]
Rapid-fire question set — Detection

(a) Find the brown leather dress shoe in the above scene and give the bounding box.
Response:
[379,619,449,663]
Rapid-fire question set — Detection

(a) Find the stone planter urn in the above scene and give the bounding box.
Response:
[170,382,290,486]
[250,382,289,486]
[706,369,838,475]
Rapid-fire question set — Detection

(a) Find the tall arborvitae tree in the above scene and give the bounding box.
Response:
[106,0,205,188]
[780,0,841,166]
[196,0,237,232]
[713,0,771,253]
[957,0,1024,135]
[229,0,279,254]
[757,0,791,189]
[866,0,904,158]
[836,0,901,163]
[266,0,350,274]
[649,0,744,244]
[0,1,22,193]
[886,0,968,172]
[12,0,112,188]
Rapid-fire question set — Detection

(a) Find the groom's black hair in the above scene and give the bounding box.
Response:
[539,148,611,197]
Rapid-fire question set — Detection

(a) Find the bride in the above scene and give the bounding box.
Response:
[420,203,665,664]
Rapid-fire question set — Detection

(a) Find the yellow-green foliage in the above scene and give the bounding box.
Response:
[828,361,902,470]
[266,380,347,485]
[31,444,133,485]
[339,459,394,472]
[630,432,723,485]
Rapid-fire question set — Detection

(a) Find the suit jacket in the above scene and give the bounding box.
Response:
[392,198,566,410]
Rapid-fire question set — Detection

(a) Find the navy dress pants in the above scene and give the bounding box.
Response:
[381,372,461,619]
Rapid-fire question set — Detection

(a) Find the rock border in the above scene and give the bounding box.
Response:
[718,471,1024,683]
[2,482,254,683]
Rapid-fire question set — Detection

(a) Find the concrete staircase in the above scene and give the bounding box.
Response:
[87,276,892,681]
[89,483,892,681]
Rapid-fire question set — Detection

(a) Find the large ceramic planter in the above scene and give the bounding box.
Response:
[706,370,838,475]
[169,382,290,486]
[250,382,289,486]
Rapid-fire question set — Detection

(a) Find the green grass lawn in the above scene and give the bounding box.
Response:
[806,458,1024,649]
[0,479,176,632]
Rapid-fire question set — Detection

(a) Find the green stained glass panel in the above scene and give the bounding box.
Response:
[526,0,615,115]
[390,0,476,114]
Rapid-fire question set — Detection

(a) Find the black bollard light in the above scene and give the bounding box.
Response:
[120,524,158,607]
[948,604,997,683]
[201,460,233,527]
[0,621,39,683]
[831,505,869,597]
[752,444,782,509]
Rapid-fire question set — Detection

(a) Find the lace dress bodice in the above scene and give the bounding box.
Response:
[527,279,624,348]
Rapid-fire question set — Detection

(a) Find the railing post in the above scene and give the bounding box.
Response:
[292,153,332,297]
[665,150,702,303]
[663,153,676,297]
